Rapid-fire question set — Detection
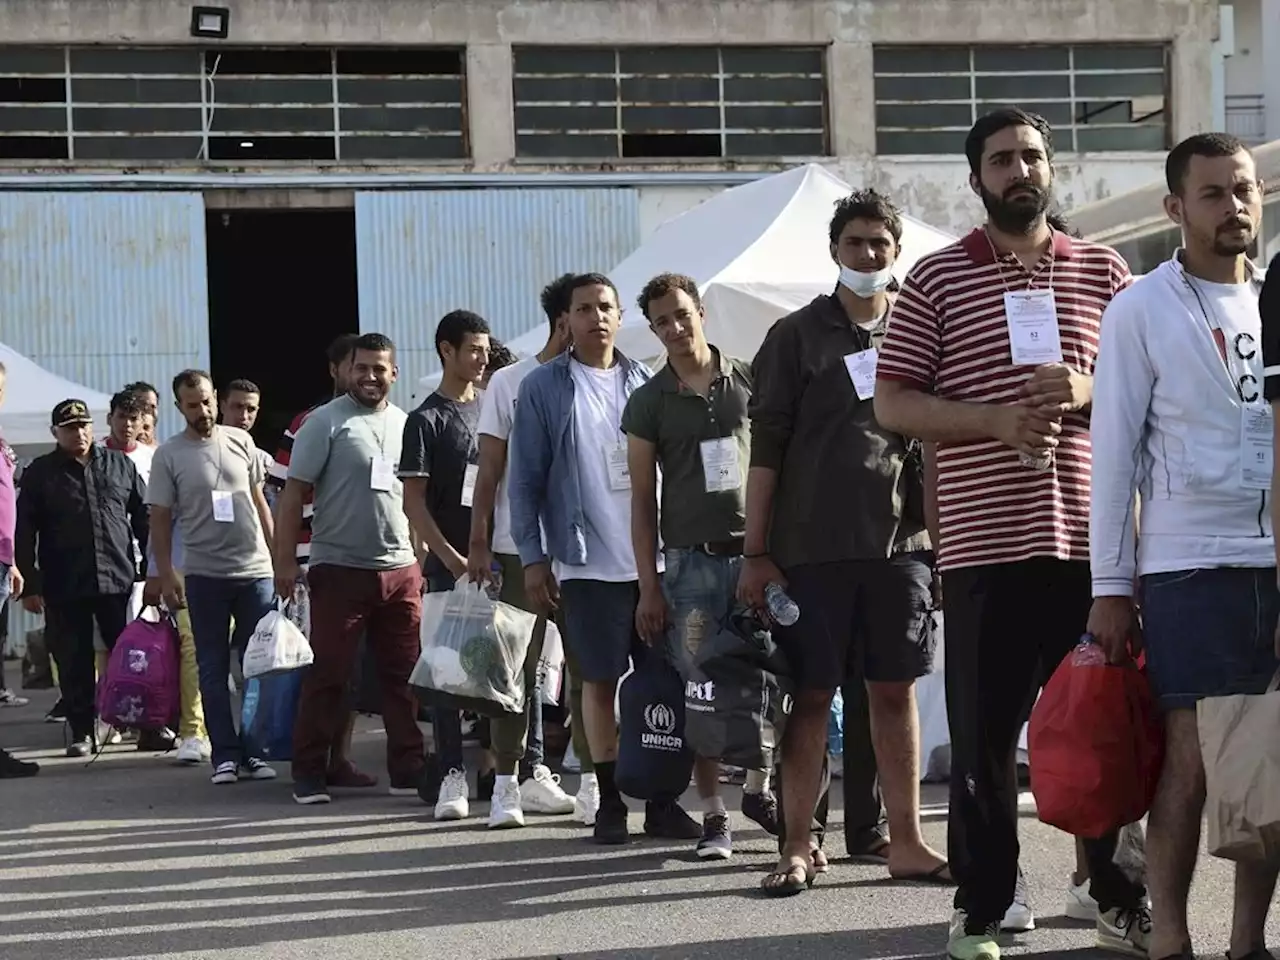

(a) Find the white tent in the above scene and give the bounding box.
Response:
[503,163,956,365]
[0,343,112,450]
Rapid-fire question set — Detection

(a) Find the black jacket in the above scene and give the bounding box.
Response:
[15,445,148,602]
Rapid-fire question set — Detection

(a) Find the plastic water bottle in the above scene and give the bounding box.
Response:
[765,582,800,626]
[484,561,503,601]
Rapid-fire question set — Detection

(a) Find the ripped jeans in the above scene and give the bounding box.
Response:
[661,547,742,675]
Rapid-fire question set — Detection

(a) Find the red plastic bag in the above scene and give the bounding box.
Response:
[1029,637,1164,838]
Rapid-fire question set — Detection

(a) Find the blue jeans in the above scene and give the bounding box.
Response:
[184,575,275,768]
[425,568,466,771]
[661,547,740,675]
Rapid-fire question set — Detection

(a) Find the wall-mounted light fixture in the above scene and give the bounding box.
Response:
[190,6,230,40]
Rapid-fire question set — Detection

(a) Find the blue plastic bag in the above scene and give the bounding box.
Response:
[241,668,305,761]
[828,687,845,758]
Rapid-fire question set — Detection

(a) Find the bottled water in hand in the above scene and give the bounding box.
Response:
[765,582,800,627]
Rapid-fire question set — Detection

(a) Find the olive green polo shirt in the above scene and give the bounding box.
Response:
[621,347,751,549]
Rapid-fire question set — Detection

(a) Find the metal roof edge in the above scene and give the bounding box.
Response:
[0,171,767,190]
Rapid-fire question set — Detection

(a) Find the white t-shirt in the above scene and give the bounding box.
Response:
[555,360,641,583]
[477,356,541,556]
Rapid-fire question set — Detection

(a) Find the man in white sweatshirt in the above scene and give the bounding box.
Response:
[1090,132,1279,960]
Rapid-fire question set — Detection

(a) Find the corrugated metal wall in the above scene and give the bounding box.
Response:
[0,192,210,659]
[355,188,640,406]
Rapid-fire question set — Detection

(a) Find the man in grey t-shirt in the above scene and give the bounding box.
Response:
[274,333,425,806]
[148,370,279,787]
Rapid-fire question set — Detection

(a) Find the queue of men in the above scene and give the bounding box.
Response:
[1,106,1278,960]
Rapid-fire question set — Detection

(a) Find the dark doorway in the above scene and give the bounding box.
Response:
[205,208,358,451]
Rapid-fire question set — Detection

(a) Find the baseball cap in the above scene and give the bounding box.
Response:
[51,399,92,428]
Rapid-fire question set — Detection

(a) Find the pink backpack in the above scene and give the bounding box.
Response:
[96,610,180,731]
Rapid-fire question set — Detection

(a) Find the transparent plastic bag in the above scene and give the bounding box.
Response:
[410,577,536,716]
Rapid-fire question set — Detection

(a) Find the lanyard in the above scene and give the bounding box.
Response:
[1181,273,1260,403]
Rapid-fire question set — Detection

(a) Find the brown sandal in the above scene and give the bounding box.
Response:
[762,856,815,897]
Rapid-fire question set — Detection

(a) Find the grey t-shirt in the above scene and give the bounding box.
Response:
[287,394,416,571]
[146,426,273,579]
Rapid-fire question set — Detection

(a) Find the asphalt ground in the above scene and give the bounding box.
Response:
[0,688,1273,960]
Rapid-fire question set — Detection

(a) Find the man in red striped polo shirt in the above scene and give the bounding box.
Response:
[875,108,1148,960]
[267,333,369,787]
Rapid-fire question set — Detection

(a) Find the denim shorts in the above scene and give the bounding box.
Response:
[661,548,740,679]
[1140,566,1280,711]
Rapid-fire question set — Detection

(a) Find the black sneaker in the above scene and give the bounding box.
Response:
[44,699,66,724]
[137,728,178,752]
[741,790,780,836]
[696,812,732,860]
[293,778,332,805]
[0,749,38,778]
[644,800,702,841]
[417,752,442,805]
[594,797,630,845]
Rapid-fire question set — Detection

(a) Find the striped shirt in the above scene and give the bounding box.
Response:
[877,227,1131,571]
[268,404,321,563]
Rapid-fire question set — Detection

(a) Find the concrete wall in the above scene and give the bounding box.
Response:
[0,0,1218,234]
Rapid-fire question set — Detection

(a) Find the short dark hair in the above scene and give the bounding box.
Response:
[434,310,491,361]
[125,380,159,399]
[540,273,576,327]
[828,189,904,247]
[964,107,1055,176]
[351,332,396,359]
[109,389,145,416]
[1165,132,1250,195]
[636,273,702,321]
[566,272,620,309]
[326,332,359,367]
[221,378,260,400]
[171,369,211,400]
[486,339,518,374]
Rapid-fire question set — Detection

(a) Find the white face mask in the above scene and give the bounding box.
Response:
[838,264,895,299]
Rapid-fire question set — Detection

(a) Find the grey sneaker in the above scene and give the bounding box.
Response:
[696,812,732,860]
[1096,905,1152,958]
[0,689,29,707]
[239,758,277,781]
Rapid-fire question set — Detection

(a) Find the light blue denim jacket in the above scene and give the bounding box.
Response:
[508,350,652,568]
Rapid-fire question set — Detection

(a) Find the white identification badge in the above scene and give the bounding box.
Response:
[1004,289,1064,365]
[461,462,478,507]
[606,442,631,492]
[1240,405,1274,490]
[211,490,234,523]
[844,348,879,401]
[700,437,741,493]
[370,455,396,492]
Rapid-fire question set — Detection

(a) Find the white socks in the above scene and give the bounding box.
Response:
[705,796,727,816]
[743,769,770,795]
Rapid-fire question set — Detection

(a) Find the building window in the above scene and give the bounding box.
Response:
[0,46,466,163]
[872,44,1168,155]
[513,46,828,160]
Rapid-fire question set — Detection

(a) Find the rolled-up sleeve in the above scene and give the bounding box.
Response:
[878,272,943,390]
[748,320,801,471]
[1263,254,1280,402]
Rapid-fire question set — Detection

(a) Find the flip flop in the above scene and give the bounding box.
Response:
[890,862,954,886]
[761,857,815,897]
[810,845,830,874]
[848,836,891,865]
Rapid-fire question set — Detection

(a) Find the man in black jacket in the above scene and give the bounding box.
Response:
[16,399,148,756]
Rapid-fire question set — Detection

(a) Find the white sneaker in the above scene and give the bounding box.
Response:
[573,773,600,826]
[521,764,575,814]
[434,768,470,820]
[1096,905,1152,957]
[1065,875,1100,921]
[176,737,211,765]
[1001,869,1036,932]
[488,777,525,829]
[211,761,238,785]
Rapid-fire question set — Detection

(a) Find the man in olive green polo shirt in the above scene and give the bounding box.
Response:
[623,272,778,862]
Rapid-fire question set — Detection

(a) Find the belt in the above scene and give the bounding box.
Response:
[696,538,744,557]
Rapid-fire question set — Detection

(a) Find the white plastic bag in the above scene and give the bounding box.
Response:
[409,577,536,715]
[243,596,314,680]
[537,619,566,706]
